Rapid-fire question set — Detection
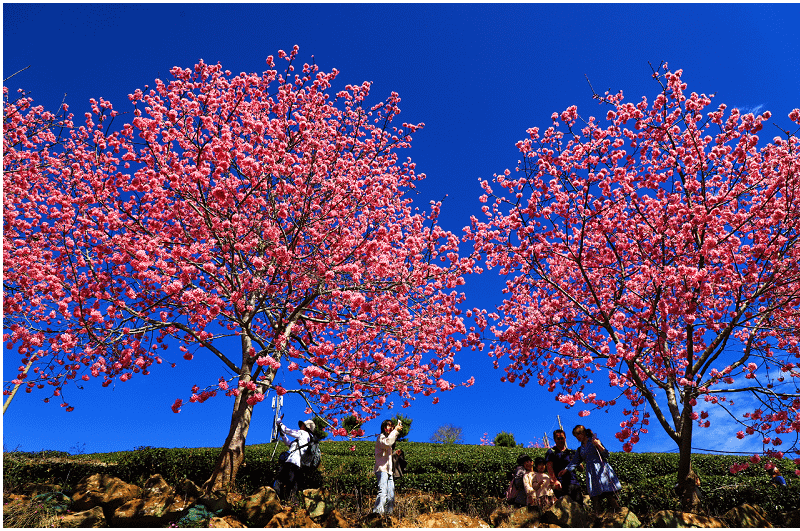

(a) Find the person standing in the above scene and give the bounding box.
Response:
[562,425,622,516]
[372,418,403,516]
[524,457,557,509]
[275,417,316,503]
[545,429,583,504]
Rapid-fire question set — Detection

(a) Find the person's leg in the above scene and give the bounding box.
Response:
[607,492,621,511]
[386,474,395,514]
[591,495,602,516]
[372,471,389,514]
[276,464,290,502]
[285,464,299,503]
[568,484,583,505]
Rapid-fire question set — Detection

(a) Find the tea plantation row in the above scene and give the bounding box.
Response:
[4,441,798,519]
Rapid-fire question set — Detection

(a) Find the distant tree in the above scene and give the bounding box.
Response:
[2,48,473,492]
[494,431,517,448]
[466,63,800,509]
[430,423,464,444]
[392,414,413,441]
[312,415,328,441]
[342,415,363,438]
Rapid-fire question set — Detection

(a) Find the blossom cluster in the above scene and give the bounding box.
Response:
[3,50,472,429]
[465,63,800,462]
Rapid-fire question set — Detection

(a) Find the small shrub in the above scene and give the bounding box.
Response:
[493,431,516,448]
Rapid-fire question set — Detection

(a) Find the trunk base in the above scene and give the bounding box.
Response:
[203,447,245,493]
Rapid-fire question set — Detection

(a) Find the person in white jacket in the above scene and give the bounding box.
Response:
[275,418,315,503]
[372,418,402,515]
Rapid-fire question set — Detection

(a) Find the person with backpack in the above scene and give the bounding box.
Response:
[372,418,402,516]
[274,417,317,503]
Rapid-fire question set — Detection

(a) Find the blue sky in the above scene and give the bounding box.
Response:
[4,3,800,457]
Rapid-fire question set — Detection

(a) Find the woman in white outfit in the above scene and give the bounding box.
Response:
[373,418,402,515]
[275,418,315,503]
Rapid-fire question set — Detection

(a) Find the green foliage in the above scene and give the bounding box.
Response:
[4,443,799,522]
[312,415,328,441]
[7,449,70,459]
[115,446,217,486]
[2,454,111,493]
[392,414,413,441]
[430,424,464,444]
[342,415,362,434]
[493,431,516,448]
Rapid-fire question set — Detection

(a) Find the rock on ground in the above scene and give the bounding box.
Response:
[649,510,725,528]
[723,504,772,528]
[58,506,107,528]
[209,515,248,528]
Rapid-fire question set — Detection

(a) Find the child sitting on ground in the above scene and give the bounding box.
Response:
[524,457,557,509]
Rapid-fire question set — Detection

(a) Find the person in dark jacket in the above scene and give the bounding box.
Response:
[545,429,584,504]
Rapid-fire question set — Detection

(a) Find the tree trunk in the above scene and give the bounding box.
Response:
[204,333,263,494]
[676,402,701,512]
[203,386,255,493]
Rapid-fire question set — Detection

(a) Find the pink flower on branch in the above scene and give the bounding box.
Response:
[2,50,475,490]
[466,62,800,501]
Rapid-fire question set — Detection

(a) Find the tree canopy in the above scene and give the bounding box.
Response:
[3,48,472,489]
[466,63,800,504]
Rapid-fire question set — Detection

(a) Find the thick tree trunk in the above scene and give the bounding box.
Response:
[676,403,701,512]
[203,386,255,493]
[204,332,263,494]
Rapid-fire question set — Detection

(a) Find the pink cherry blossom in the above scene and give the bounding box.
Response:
[3,49,471,490]
[467,63,800,502]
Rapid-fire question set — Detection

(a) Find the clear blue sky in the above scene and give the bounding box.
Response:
[4,3,800,457]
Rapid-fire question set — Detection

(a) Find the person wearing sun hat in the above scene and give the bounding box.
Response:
[274,417,316,503]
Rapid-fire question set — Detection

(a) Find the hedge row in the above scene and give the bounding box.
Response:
[4,441,798,519]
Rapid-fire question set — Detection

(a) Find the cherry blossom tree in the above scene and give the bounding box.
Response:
[429,423,464,444]
[466,63,800,508]
[3,47,472,491]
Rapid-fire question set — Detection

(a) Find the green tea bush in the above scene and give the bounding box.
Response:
[115,446,217,486]
[2,455,114,493]
[4,441,799,521]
